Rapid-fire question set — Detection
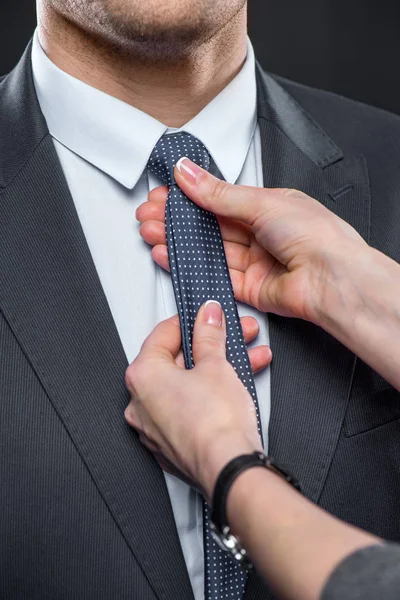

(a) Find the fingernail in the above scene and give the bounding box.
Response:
[176,157,203,184]
[203,300,222,327]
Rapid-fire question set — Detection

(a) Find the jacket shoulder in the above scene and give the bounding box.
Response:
[272,74,400,156]
[270,74,400,259]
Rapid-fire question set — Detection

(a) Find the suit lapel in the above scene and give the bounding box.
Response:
[255,66,370,501]
[264,148,370,501]
[245,65,371,600]
[0,46,194,600]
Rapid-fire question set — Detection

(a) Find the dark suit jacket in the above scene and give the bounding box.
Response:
[1,44,400,600]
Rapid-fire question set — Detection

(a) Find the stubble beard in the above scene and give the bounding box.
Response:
[49,0,247,65]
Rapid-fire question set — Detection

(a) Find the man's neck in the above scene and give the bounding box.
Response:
[37,6,248,128]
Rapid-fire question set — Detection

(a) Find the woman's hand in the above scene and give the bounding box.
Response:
[125,304,383,600]
[137,160,368,324]
[125,301,269,500]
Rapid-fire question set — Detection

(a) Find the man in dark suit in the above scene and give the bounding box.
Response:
[1,1,400,599]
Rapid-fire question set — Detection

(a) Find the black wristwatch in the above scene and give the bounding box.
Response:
[210,452,301,570]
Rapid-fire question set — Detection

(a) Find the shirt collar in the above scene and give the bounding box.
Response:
[31,31,257,188]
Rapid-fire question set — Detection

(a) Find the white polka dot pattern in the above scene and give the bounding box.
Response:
[148,133,262,600]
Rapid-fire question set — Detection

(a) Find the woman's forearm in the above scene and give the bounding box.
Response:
[316,245,400,391]
[225,468,380,600]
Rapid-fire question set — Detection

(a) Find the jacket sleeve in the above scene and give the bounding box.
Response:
[321,544,400,600]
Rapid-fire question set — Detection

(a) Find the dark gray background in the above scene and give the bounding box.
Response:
[1,1,399,114]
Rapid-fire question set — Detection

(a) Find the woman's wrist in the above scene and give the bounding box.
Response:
[309,240,371,333]
[198,433,261,502]
[226,466,281,528]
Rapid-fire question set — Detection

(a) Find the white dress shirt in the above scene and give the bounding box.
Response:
[32,32,271,600]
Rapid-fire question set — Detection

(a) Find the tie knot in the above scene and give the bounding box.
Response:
[148,132,210,186]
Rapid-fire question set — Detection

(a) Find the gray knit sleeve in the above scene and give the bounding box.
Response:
[321,544,400,600]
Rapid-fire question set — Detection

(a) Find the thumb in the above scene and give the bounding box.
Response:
[192,301,227,365]
[140,314,182,361]
[174,158,272,226]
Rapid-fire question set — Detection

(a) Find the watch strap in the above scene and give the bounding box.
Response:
[211,452,301,534]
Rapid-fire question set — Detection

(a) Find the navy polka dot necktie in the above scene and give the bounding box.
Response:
[148,132,262,600]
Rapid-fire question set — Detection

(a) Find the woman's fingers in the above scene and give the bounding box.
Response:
[135,186,167,224]
[150,239,250,273]
[138,188,253,248]
[150,240,255,277]
[175,315,267,372]
[248,345,272,373]
[152,245,170,271]
[138,314,182,361]
[191,302,271,373]
[230,269,245,304]
[148,234,251,274]
[175,343,270,374]
[174,159,271,225]
[222,241,250,272]
[140,215,252,248]
[146,231,252,272]
[140,220,166,246]
[136,186,168,219]
[241,316,259,345]
[124,401,143,431]
[136,201,165,224]
[151,244,248,305]
[192,301,227,365]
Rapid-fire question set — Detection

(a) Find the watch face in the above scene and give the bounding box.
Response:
[211,525,239,551]
[210,525,230,552]
[210,525,253,570]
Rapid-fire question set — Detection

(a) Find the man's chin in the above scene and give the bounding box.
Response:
[54,0,246,63]
[86,19,213,63]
